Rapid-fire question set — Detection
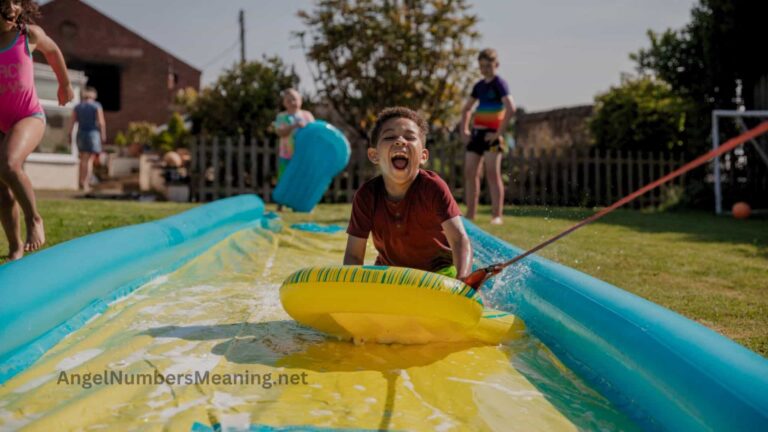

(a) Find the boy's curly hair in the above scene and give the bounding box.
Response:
[369,107,429,147]
[0,0,40,27]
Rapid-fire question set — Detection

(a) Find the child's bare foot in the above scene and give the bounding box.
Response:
[24,216,45,252]
[7,243,24,261]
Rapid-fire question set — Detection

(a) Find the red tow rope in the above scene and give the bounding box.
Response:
[462,121,768,290]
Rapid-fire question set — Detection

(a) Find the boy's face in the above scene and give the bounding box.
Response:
[282,91,301,112]
[478,59,498,79]
[368,117,428,186]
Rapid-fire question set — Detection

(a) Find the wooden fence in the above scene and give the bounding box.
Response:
[190,135,685,209]
[504,148,686,208]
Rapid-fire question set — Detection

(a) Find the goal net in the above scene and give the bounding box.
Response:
[711,110,768,215]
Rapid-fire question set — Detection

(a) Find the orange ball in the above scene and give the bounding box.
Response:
[732,202,751,219]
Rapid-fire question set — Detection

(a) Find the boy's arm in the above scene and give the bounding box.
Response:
[343,235,368,265]
[487,95,517,143]
[442,216,472,279]
[28,25,73,106]
[459,98,477,143]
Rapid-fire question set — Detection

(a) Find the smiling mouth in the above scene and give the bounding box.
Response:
[391,153,409,170]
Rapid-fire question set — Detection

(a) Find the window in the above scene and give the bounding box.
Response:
[69,61,122,111]
[59,21,78,39]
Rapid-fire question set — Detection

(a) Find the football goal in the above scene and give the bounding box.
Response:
[711,109,768,215]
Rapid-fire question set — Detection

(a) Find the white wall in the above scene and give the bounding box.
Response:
[25,156,78,190]
[26,64,87,191]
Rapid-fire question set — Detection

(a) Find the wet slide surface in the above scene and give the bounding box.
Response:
[0,224,639,431]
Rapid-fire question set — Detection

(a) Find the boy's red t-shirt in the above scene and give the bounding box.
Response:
[346,169,461,272]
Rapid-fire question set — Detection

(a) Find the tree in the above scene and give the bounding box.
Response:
[296,0,479,140]
[173,87,199,115]
[589,77,691,153]
[631,0,768,151]
[190,56,300,137]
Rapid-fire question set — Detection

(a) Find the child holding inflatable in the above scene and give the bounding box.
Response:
[273,88,314,179]
[273,88,314,211]
[0,0,74,260]
[343,107,472,280]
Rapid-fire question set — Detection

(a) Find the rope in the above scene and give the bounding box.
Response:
[465,121,768,289]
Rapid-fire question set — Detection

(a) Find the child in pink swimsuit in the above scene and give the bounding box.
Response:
[0,1,74,260]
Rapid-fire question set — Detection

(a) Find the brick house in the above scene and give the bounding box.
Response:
[37,0,201,142]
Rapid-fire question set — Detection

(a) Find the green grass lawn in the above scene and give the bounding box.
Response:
[0,199,196,257]
[2,199,766,357]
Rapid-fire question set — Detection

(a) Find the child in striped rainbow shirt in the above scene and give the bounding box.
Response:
[459,48,516,225]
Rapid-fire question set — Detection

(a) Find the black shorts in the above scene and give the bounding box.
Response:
[466,129,503,155]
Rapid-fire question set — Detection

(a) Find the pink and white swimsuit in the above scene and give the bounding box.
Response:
[0,27,44,134]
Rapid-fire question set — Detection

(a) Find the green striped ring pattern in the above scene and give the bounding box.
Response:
[284,266,481,303]
[482,311,511,319]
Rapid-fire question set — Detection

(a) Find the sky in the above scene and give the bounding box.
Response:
[40,0,698,112]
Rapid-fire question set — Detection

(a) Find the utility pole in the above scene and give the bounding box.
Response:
[239,9,245,65]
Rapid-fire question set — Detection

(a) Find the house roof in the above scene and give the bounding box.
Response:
[39,0,200,74]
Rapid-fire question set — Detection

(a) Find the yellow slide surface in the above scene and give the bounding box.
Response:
[0,226,638,431]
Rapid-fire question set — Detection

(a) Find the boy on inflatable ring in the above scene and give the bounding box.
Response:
[343,107,472,281]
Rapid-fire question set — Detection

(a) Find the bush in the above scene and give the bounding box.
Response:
[117,112,189,153]
[114,131,127,147]
[589,77,692,153]
[123,122,157,147]
[189,57,300,138]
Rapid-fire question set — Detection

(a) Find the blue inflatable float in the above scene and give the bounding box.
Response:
[272,121,351,212]
[464,219,768,431]
[0,195,264,383]
[1,195,767,431]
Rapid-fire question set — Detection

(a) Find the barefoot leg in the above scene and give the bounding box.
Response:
[0,184,23,260]
[79,150,97,192]
[463,152,483,220]
[0,117,46,252]
[484,151,505,223]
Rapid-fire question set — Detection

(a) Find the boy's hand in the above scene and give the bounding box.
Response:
[497,135,509,153]
[484,131,501,144]
[460,129,471,145]
[58,85,74,106]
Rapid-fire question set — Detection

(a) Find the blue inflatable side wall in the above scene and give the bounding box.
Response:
[0,195,265,384]
[3,197,766,431]
[464,219,768,431]
[272,121,351,212]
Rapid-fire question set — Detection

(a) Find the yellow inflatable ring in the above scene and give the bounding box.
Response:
[280,265,525,344]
